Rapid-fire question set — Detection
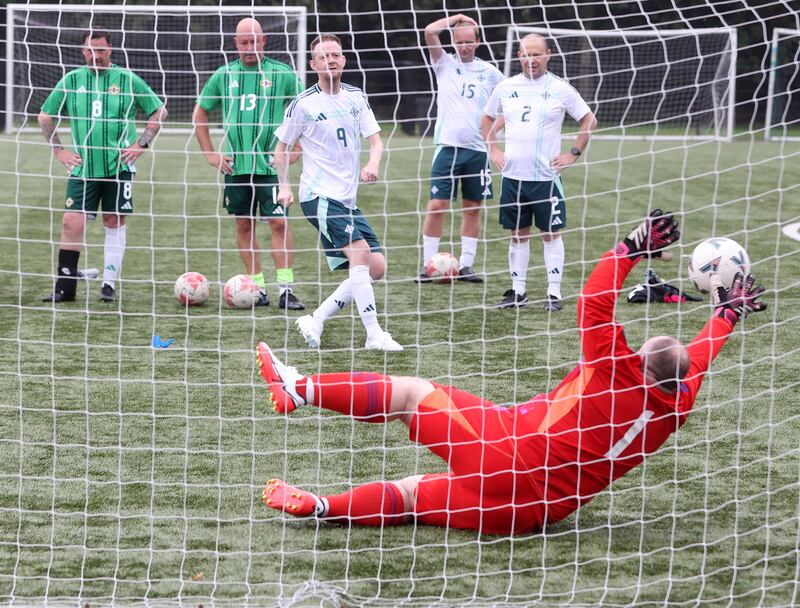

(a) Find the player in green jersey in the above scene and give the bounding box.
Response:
[39,29,167,303]
[193,18,305,310]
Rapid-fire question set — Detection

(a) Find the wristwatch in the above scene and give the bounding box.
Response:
[569,146,582,157]
[137,137,149,149]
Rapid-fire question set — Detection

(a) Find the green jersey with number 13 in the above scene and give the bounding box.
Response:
[197,57,301,176]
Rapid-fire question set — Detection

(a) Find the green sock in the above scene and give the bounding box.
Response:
[276,268,294,285]
[250,272,266,289]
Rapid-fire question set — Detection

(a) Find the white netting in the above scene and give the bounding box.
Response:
[1,2,799,607]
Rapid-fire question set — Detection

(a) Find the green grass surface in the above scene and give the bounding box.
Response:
[0,131,799,606]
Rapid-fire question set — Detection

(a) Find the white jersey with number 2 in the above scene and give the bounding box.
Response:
[484,72,591,181]
[276,83,380,209]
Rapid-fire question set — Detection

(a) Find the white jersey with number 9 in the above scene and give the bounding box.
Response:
[276,83,380,210]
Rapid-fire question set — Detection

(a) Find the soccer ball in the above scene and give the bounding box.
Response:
[426,252,460,284]
[687,237,751,294]
[223,274,261,308]
[174,272,209,306]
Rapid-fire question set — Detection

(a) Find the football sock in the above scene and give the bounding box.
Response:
[543,238,564,299]
[508,240,530,295]
[102,224,126,289]
[460,236,478,269]
[314,279,353,323]
[295,371,393,422]
[251,272,266,290]
[54,249,80,297]
[349,265,380,337]
[322,481,407,526]
[276,268,293,296]
[422,235,440,267]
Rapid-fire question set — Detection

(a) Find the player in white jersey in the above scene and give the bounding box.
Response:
[417,15,505,283]
[482,33,596,311]
[274,34,402,352]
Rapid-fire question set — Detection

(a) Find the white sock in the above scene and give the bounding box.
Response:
[543,238,564,299]
[508,240,530,296]
[460,236,478,269]
[313,278,353,323]
[349,265,380,337]
[422,235,440,268]
[102,224,127,289]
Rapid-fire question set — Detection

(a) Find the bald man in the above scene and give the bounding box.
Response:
[482,33,597,311]
[256,210,767,535]
[194,18,305,310]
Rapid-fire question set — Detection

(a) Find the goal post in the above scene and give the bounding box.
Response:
[765,27,800,141]
[4,3,308,133]
[503,26,737,141]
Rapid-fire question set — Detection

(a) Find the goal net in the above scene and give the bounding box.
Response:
[503,26,737,140]
[5,4,307,131]
[1,2,799,607]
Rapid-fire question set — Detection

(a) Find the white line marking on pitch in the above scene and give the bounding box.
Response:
[782,222,800,242]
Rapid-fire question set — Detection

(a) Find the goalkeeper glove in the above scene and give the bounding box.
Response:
[616,209,680,259]
[712,272,767,324]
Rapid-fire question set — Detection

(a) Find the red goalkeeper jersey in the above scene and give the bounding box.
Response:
[513,251,733,525]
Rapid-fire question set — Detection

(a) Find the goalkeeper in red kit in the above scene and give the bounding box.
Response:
[256,210,767,535]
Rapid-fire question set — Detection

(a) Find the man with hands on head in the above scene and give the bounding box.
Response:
[417,13,504,284]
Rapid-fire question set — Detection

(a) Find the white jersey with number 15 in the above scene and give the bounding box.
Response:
[432,53,504,152]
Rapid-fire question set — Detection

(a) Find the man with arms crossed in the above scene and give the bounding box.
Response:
[194,18,304,309]
[274,34,402,351]
[482,33,597,310]
[40,29,166,303]
[257,211,766,535]
[417,14,504,283]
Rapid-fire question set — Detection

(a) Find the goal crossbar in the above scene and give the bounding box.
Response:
[504,26,737,141]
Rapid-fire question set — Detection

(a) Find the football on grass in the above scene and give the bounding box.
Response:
[223,274,261,308]
[426,252,460,284]
[688,237,751,294]
[174,272,209,306]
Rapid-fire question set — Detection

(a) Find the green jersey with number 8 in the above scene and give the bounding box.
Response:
[197,57,301,177]
[40,65,164,179]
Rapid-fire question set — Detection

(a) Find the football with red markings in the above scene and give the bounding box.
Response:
[174,272,209,306]
[224,274,261,308]
[426,252,460,284]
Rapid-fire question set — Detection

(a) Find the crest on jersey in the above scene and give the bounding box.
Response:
[65,197,74,207]
[541,91,551,100]
[108,84,120,95]
[261,78,272,88]
[350,107,359,118]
